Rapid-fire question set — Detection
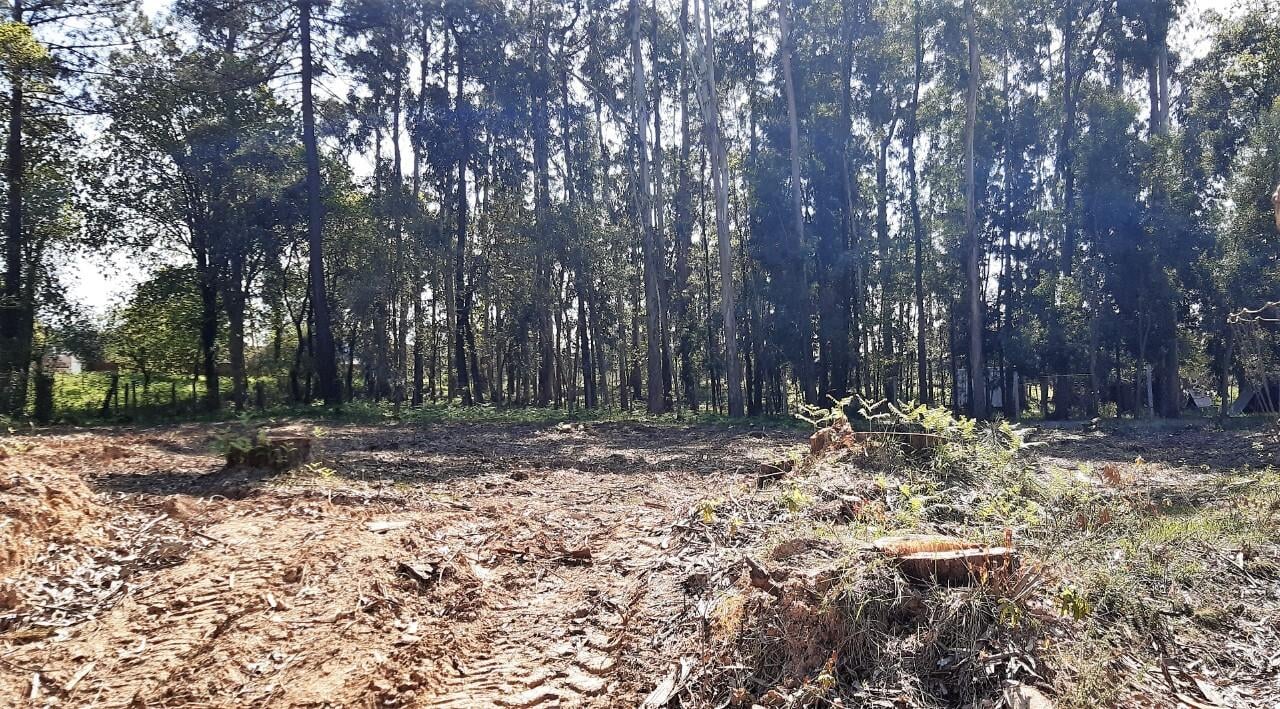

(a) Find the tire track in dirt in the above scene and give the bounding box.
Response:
[1,421,801,706]
[417,474,682,708]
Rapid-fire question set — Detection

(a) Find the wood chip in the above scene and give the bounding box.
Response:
[64,662,95,693]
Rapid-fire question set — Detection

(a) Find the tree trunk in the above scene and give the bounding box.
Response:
[963,0,987,419]
[532,13,555,408]
[412,289,425,406]
[778,0,816,405]
[876,132,896,402]
[225,263,248,412]
[0,0,28,416]
[300,0,340,407]
[195,237,221,412]
[631,0,664,415]
[908,0,929,404]
[694,0,743,416]
[675,0,696,412]
[453,30,474,406]
[651,0,674,410]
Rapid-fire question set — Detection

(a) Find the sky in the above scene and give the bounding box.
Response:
[55,0,1241,321]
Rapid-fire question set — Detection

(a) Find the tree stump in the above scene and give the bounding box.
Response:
[893,547,1018,584]
[849,430,945,454]
[874,534,1018,585]
[226,436,313,470]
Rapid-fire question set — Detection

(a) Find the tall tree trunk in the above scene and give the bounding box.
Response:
[830,0,856,401]
[452,30,474,405]
[300,0,340,406]
[412,291,425,406]
[0,0,27,416]
[746,0,765,415]
[675,0,697,411]
[225,255,248,412]
[694,0,743,416]
[778,0,816,405]
[392,78,408,409]
[908,0,929,404]
[532,11,554,407]
[964,0,987,419]
[631,0,664,414]
[876,132,896,402]
[195,238,221,412]
[651,0,674,410]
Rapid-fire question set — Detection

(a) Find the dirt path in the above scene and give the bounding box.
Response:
[1,420,800,707]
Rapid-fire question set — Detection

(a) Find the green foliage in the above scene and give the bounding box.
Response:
[795,394,855,430]
[1055,584,1092,621]
[0,22,51,74]
[777,485,812,513]
[105,266,207,377]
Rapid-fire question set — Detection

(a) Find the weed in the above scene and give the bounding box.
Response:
[697,499,719,524]
[1055,584,1092,621]
[778,486,811,513]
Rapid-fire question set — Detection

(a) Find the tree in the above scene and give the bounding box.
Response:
[300,0,342,406]
[962,0,985,418]
[106,266,207,382]
[689,0,743,417]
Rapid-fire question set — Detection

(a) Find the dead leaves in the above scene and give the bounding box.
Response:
[641,656,696,708]
[1074,507,1113,531]
[1099,463,1124,486]
[366,519,413,534]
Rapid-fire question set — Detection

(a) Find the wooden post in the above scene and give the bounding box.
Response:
[101,373,118,417]
[1144,363,1154,418]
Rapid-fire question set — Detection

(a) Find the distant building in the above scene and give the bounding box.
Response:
[42,353,83,374]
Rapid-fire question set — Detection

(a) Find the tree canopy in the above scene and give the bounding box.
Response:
[2,0,1279,420]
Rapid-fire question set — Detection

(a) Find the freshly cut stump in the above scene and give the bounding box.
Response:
[872,534,981,556]
[874,535,1018,585]
[894,547,1018,584]
[225,436,313,470]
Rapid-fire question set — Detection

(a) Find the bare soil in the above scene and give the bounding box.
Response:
[0,419,800,707]
[3,416,1277,707]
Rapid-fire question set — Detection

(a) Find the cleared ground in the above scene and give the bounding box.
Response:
[1,415,1277,707]
[1,419,798,706]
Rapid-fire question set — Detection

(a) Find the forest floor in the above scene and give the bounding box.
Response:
[1,413,1278,707]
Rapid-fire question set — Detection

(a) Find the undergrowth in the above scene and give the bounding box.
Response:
[674,400,1280,708]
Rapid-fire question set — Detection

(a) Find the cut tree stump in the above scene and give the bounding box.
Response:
[226,436,313,470]
[893,547,1018,584]
[872,534,981,556]
[755,459,795,488]
[874,534,1018,584]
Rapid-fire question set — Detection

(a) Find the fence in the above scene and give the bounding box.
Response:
[42,372,290,422]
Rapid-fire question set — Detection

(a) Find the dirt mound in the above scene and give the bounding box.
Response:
[0,454,104,577]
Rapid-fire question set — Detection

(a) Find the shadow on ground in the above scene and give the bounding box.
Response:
[85,419,804,500]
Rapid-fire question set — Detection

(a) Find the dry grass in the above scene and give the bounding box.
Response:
[660,409,1280,708]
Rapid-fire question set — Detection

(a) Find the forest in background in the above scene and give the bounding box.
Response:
[1,0,1279,423]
